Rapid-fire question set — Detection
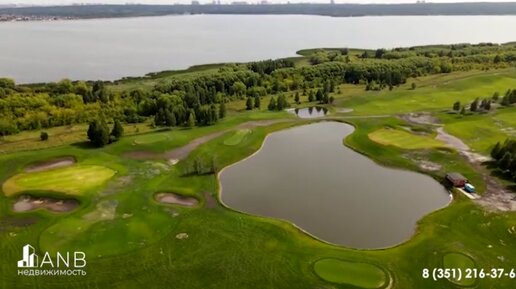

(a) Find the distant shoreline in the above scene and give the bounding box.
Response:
[2,2,516,22]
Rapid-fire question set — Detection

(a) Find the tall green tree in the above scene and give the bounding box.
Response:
[87,120,110,147]
[187,110,196,128]
[246,97,253,110]
[111,120,124,140]
[219,102,226,119]
[254,96,261,109]
[268,97,276,111]
[453,101,461,111]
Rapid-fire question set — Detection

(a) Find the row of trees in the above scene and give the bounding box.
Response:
[451,88,515,114]
[491,139,516,181]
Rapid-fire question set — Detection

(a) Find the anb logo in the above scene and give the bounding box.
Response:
[18,244,38,268]
[17,244,87,276]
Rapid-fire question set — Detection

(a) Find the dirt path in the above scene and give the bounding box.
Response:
[125,119,289,162]
[402,113,515,211]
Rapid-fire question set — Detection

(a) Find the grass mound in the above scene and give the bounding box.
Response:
[313,258,387,288]
[224,129,252,146]
[443,252,476,286]
[3,165,116,196]
[368,128,445,150]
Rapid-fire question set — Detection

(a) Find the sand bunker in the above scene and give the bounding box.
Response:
[155,193,199,207]
[12,195,79,213]
[24,157,76,173]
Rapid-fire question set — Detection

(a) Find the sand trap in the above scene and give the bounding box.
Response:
[12,195,79,213]
[337,108,354,113]
[155,193,199,207]
[24,157,76,173]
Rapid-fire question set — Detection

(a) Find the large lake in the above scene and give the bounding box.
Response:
[219,122,450,248]
[1,15,516,83]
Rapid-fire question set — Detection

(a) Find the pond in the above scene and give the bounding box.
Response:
[219,122,450,248]
[288,107,328,118]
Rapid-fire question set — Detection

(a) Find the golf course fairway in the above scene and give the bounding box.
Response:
[313,258,388,288]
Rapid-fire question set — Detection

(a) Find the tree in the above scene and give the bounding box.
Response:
[165,110,176,126]
[316,89,323,102]
[329,96,335,104]
[110,120,124,141]
[308,90,315,102]
[277,94,289,110]
[40,131,49,141]
[268,97,276,111]
[453,101,461,111]
[219,102,226,119]
[187,110,196,128]
[294,92,300,104]
[375,48,386,59]
[470,98,479,112]
[246,97,253,110]
[492,92,500,101]
[411,82,417,90]
[499,152,512,171]
[254,96,261,109]
[87,120,110,147]
[491,142,502,160]
[483,99,491,111]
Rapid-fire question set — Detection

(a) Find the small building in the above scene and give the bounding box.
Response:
[445,172,468,187]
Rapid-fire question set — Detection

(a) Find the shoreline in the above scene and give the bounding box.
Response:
[216,120,454,251]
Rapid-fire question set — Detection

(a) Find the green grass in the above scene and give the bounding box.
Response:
[2,165,116,197]
[0,68,515,289]
[223,129,252,146]
[368,128,446,150]
[440,107,516,154]
[338,69,516,115]
[442,252,477,286]
[313,258,387,288]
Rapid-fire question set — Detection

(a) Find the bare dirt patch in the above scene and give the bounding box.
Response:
[155,193,199,207]
[24,156,76,173]
[12,195,79,213]
[401,112,439,125]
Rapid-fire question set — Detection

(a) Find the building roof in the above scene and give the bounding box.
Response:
[446,172,467,181]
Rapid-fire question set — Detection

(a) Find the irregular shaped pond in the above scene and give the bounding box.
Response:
[288,107,328,118]
[220,122,450,248]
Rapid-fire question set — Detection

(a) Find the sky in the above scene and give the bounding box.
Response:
[2,0,516,5]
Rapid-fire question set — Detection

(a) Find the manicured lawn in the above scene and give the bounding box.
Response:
[440,107,516,154]
[368,128,446,150]
[339,69,516,115]
[443,252,477,286]
[2,165,116,196]
[223,129,252,146]
[0,68,515,289]
[313,258,387,288]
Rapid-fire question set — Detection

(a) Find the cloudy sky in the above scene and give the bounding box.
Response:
[2,0,516,5]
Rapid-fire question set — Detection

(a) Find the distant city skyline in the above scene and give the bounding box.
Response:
[2,0,516,6]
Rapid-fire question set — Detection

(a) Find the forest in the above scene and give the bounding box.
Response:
[0,42,515,138]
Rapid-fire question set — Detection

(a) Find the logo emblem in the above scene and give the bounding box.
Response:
[18,244,38,268]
